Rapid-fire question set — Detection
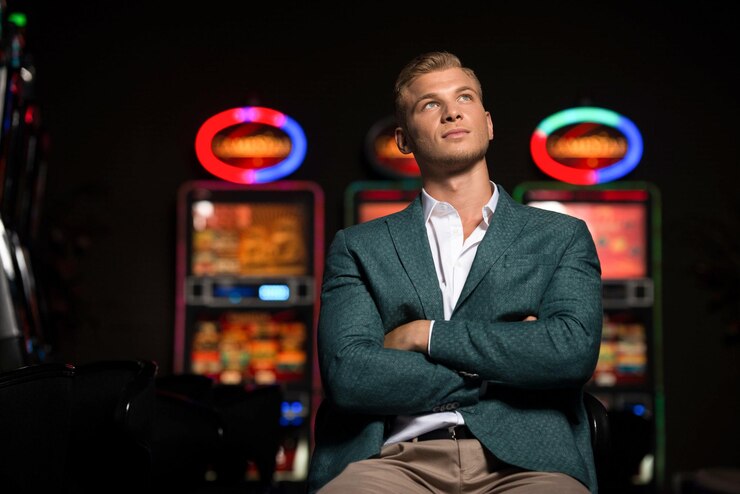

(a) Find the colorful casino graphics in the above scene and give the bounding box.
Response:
[190,201,309,277]
[195,106,307,184]
[530,107,643,185]
[525,199,647,280]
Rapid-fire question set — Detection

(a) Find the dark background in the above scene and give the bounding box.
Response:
[10,1,739,491]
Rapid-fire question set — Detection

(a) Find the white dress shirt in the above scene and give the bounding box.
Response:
[384,182,499,446]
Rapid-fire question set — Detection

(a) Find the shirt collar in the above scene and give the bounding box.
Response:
[422,181,499,225]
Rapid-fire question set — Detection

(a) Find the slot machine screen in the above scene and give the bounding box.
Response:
[525,200,647,280]
[347,184,420,225]
[190,308,308,386]
[593,313,647,387]
[357,201,414,223]
[190,201,310,277]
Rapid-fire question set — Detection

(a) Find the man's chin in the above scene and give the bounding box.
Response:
[433,152,487,171]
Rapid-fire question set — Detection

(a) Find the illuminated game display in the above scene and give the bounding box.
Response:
[190,310,308,388]
[524,200,647,280]
[344,180,421,227]
[190,201,309,277]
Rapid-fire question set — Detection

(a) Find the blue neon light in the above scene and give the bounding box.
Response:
[595,114,644,183]
[252,116,308,183]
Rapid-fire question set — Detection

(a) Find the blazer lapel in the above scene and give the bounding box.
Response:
[454,186,529,314]
[386,195,444,321]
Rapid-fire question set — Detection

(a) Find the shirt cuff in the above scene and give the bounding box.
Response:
[427,320,434,355]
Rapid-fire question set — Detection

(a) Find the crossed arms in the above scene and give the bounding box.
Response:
[316,218,602,416]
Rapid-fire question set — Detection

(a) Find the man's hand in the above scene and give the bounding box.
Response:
[384,320,431,353]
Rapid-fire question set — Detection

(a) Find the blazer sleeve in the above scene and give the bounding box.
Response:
[429,219,603,389]
[317,229,481,415]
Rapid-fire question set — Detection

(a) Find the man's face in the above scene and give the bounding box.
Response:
[395,68,493,174]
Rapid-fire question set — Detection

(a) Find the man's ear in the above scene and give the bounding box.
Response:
[395,127,412,155]
[486,111,494,141]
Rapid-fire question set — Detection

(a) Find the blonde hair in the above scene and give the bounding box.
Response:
[393,51,482,129]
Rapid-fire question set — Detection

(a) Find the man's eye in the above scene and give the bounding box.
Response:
[459,94,473,102]
[422,101,439,110]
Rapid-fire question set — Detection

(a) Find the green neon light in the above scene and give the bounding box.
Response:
[537,107,621,135]
[8,12,27,28]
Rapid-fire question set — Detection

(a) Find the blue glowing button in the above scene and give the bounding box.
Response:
[258,284,290,301]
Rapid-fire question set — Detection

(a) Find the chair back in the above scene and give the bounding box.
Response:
[211,383,283,488]
[67,359,158,493]
[155,372,215,403]
[0,362,75,493]
[584,392,611,486]
[151,386,224,489]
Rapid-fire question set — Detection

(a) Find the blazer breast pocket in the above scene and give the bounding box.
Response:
[482,254,559,315]
[497,254,559,286]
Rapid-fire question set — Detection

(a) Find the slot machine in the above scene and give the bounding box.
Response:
[0,9,48,369]
[175,106,324,484]
[514,106,664,493]
[344,115,421,225]
[344,179,420,227]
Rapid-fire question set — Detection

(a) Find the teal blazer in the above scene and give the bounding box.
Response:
[307,186,603,493]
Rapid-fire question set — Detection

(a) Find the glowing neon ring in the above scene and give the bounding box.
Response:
[530,107,643,185]
[195,106,307,184]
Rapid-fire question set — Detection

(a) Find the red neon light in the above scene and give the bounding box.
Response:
[195,109,250,183]
[530,131,598,185]
[194,107,302,184]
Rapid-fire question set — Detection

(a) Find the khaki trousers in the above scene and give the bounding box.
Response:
[318,439,590,494]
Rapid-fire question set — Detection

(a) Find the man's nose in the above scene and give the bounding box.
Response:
[443,106,462,121]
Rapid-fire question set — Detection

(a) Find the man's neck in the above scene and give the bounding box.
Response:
[423,164,491,209]
[422,164,494,238]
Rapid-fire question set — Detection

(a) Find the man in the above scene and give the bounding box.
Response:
[307,51,603,493]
